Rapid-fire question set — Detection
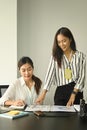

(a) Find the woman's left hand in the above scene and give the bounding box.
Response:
[66,94,76,106]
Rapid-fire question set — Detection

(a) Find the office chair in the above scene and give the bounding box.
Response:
[0,85,9,97]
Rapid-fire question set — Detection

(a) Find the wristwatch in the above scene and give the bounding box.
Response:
[72,91,77,95]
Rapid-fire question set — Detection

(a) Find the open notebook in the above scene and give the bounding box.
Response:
[0,104,26,114]
[9,105,26,110]
[25,105,76,112]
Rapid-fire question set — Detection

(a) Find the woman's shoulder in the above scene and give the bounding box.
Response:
[50,55,57,62]
[75,50,86,57]
[10,77,24,87]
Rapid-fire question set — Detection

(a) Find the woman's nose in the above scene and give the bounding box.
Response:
[25,70,29,74]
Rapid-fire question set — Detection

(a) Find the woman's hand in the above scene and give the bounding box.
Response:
[5,99,25,106]
[66,93,76,106]
[66,88,78,106]
[13,99,25,106]
[35,90,47,104]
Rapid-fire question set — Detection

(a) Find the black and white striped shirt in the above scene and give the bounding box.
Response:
[44,50,86,91]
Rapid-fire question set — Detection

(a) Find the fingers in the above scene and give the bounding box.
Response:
[35,99,41,104]
[66,100,73,107]
[35,96,42,104]
[35,91,46,104]
[66,94,75,107]
[18,100,25,106]
[13,100,25,106]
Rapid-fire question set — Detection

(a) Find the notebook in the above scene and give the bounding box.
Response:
[0,110,29,119]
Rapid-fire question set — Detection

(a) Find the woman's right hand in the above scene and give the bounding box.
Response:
[5,99,25,106]
[35,90,47,104]
[13,99,25,106]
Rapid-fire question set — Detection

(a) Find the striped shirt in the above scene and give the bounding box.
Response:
[44,50,86,91]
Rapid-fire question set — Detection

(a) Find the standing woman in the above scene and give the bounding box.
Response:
[36,27,86,106]
[0,56,42,106]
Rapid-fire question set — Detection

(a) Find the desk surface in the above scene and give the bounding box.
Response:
[0,112,87,130]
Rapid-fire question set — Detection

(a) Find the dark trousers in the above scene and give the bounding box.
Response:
[54,82,83,105]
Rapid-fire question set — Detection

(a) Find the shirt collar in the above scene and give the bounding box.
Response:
[19,77,26,87]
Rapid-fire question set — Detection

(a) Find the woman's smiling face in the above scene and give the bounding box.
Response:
[57,34,71,52]
[19,63,33,82]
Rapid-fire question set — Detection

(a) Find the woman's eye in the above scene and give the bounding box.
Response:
[28,69,32,71]
[22,70,25,72]
[63,40,66,42]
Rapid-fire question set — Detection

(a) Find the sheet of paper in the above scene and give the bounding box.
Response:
[50,105,76,112]
[25,105,51,112]
[0,106,11,113]
[9,105,26,110]
[0,106,11,111]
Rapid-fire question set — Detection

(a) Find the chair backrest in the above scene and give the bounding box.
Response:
[0,85,9,97]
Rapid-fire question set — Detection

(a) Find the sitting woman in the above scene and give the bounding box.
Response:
[0,56,42,106]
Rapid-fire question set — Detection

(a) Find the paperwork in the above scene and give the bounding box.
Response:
[0,106,11,113]
[25,105,50,112]
[25,105,76,112]
[50,105,76,112]
[9,105,26,110]
[0,105,26,113]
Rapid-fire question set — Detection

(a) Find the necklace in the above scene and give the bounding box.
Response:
[64,50,73,80]
[69,50,73,62]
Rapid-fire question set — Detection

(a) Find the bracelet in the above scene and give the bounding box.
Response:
[72,91,77,95]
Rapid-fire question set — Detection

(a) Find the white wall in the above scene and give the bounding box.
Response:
[17,0,87,104]
[0,0,17,85]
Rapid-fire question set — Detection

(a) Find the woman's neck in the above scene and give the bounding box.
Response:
[64,49,73,61]
[25,79,34,89]
[64,48,72,55]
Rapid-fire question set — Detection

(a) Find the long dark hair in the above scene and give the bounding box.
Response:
[52,27,77,67]
[18,56,42,95]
